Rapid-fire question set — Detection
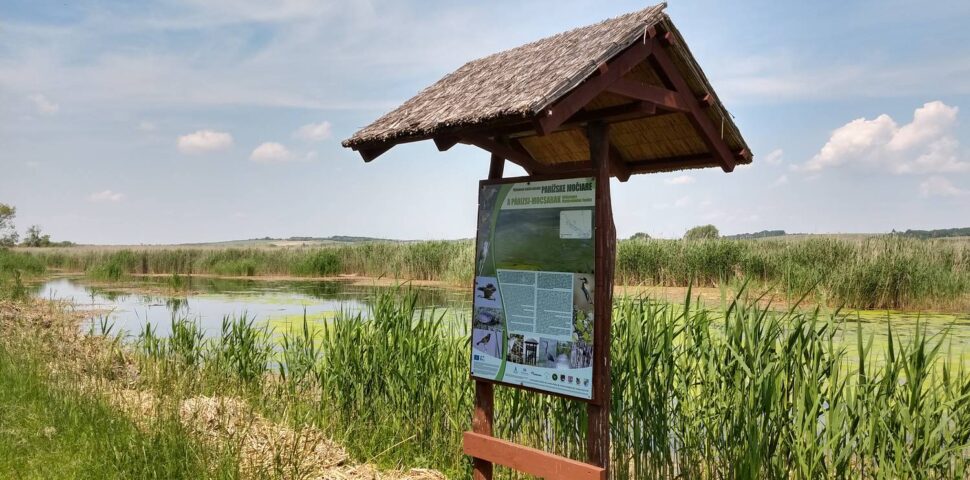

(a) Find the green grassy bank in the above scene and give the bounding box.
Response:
[22,235,970,310]
[0,344,231,479]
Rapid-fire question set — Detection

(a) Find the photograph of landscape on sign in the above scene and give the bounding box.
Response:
[470,177,596,399]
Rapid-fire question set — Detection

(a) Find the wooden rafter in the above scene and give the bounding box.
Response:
[433,136,460,152]
[647,36,736,172]
[627,154,718,173]
[359,145,391,162]
[461,134,545,175]
[608,145,631,182]
[605,78,689,112]
[534,38,655,135]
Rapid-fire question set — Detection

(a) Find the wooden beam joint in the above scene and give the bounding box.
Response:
[358,145,391,162]
[462,134,544,175]
[433,136,460,152]
[535,40,654,135]
[605,78,689,112]
[648,37,736,172]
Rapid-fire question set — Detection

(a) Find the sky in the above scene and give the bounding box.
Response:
[2,0,969,244]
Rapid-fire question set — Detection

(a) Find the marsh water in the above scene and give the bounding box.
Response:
[33,276,468,338]
[30,275,970,357]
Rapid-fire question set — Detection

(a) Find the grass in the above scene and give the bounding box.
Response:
[0,343,233,479]
[110,287,970,479]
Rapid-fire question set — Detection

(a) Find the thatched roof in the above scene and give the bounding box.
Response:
[343,3,751,175]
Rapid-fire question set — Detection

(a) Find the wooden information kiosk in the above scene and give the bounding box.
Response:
[343,4,751,478]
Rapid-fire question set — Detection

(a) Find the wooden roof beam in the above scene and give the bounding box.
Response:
[461,134,545,175]
[605,78,689,112]
[608,145,631,182]
[504,102,666,139]
[648,37,736,172]
[627,154,718,173]
[625,150,750,174]
[433,136,460,152]
[358,144,392,162]
[534,38,655,135]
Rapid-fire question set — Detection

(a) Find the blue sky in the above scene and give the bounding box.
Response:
[2,0,969,244]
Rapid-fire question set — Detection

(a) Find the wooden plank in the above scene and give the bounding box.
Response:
[586,121,614,475]
[605,78,689,112]
[648,37,736,172]
[463,432,606,480]
[535,39,654,135]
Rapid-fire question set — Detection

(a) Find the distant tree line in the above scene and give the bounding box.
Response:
[723,230,787,240]
[0,203,73,248]
[896,227,970,239]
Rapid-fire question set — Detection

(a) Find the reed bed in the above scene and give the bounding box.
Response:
[31,241,472,284]
[617,236,969,310]
[24,236,969,310]
[122,289,970,479]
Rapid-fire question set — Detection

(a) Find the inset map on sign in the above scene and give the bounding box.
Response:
[559,209,592,239]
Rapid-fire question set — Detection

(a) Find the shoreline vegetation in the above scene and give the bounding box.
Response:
[3,284,970,478]
[15,235,970,311]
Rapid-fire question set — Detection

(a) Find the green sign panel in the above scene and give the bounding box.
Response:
[470,176,596,400]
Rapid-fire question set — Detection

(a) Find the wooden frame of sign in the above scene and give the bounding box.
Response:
[465,122,613,480]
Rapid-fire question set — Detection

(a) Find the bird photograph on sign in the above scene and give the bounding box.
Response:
[2,1,968,479]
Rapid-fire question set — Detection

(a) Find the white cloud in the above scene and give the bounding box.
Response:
[250,142,293,163]
[919,176,967,197]
[772,174,789,187]
[137,120,157,132]
[27,93,59,114]
[293,121,333,141]
[664,175,695,185]
[674,196,691,208]
[89,190,124,202]
[764,149,784,165]
[177,130,234,154]
[800,101,970,174]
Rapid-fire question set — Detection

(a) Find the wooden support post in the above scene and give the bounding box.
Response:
[488,153,505,179]
[472,382,494,480]
[472,152,504,480]
[586,121,614,475]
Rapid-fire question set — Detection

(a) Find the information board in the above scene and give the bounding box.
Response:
[470,176,596,400]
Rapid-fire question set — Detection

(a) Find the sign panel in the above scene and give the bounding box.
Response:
[471,176,595,400]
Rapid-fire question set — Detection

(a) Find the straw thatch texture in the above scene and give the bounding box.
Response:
[344,4,667,148]
[343,2,751,172]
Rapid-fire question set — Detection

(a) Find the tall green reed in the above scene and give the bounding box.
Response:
[125,287,970,479]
